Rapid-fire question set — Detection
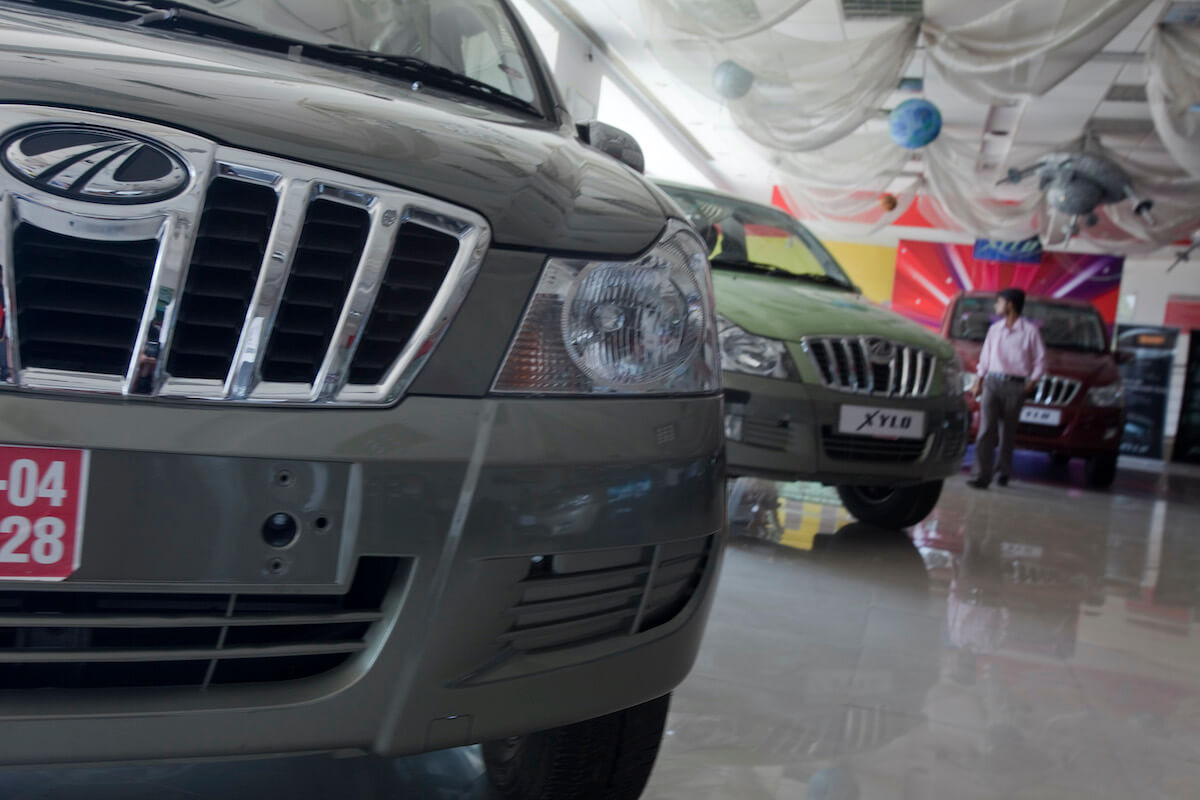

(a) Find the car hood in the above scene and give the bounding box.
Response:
[713,271,954,358]
[952,340,1121,384]
[0,7,667,255]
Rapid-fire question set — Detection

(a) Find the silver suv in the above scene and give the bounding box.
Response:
[0,2,724,798]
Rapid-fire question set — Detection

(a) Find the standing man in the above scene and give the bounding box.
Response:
[968,288,1046,489]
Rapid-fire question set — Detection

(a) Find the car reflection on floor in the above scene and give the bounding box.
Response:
[5,462,1200,799]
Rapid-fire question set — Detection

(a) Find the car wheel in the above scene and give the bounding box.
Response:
[836,481,944,529]
[1085,453,1118,490]
[482,694,671,800]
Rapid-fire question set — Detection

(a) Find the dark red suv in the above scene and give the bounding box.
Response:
[942,292,1126,489]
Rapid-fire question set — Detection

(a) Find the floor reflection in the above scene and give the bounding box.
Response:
[4,455,1200,798]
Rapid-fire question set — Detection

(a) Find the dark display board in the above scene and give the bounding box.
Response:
[1117,325,1179,459]
[1173,330,1200,465]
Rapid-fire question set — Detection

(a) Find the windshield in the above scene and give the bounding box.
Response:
[950,296,1108,353]
[131,0,541,105]
[659,185,854,289]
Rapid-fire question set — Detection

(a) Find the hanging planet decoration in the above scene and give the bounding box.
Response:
[889,99,942,149]
[713,59,755,100]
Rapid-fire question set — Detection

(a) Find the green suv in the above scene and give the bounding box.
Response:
[661,183,968,528]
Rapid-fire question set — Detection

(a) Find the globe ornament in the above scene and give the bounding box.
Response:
[713,59,755,100]
[888,98,942,149]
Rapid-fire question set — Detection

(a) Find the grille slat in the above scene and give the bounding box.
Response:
[0,641,366,664]
[12,225,156,375]
[346,223,460,386]
[168,177,278,380]
[805,336,937,398]
[258,199,369,385]
[0,557,401,690]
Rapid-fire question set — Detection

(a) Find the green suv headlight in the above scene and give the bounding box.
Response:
[493,221,719,394]
[717,316,800,380]
[1087,383,1125,407]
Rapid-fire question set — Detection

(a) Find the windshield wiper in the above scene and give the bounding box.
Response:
[12,0,543,118]
[710,257,855,290]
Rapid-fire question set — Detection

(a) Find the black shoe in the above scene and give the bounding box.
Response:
[997,475,1009,487]
[967,478,989,490]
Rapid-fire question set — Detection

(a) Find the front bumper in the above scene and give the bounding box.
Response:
[0,393,724,766]
[967,398,1125,457]
[723,373,968,486]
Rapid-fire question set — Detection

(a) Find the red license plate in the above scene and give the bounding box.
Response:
[0,445,89,581]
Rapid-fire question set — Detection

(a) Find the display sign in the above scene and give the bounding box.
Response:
[1173,331,1200,465]
[894,241,1122,330]
[1116,325,1179,459]
[972,236,1044,264]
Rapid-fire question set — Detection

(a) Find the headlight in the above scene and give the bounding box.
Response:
[492,221,719,394]
[1087,383,1125,407]
[717,316,799,380]
[942,356,965,397]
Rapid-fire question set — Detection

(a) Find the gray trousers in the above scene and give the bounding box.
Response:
[975,375,1027,483]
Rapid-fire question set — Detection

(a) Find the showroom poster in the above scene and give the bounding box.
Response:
[1116,325,1179,459]
[1173,331,1200,465]
[892,240,1123,330]
[972,236,1044,264]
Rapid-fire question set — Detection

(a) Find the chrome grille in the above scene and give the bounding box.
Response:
[1030,374,1082,407]
[0,106,489,406]
[803,336,937,398]
[0,557,403,690]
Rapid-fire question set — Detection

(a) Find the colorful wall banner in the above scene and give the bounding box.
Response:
[893,240,1124,330]
[972,237,1044,264]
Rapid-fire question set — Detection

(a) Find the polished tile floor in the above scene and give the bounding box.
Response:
[5,451,1200,799]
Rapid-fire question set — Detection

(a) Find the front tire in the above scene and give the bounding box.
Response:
[482,694,671,800]
[1085,453,1118,489]
[837,480,943,529]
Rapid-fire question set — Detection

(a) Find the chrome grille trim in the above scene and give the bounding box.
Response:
[802,336,938,398]
[0,106,490,406]
[1031,374,1082,407]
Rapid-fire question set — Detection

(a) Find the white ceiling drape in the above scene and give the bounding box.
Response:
[641,0,919,151]
[922,0,1155,104]
[1148,24,1200,180]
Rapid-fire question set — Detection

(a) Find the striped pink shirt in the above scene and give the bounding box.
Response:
[976,317,1046,381]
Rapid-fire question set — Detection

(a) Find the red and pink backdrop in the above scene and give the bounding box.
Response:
[892,240,1124,331]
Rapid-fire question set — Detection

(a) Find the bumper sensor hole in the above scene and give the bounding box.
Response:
[263,513,299,548]
[315,515,331,532]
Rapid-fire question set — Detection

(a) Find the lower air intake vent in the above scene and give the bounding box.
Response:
[502,535,715,654]
[0,557,404,691]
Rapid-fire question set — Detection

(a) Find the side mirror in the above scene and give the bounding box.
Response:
[578,121,645,173]
[1115,349,1135,365]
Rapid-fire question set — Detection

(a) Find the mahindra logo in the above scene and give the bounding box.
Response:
[866,338,896,364]
[1,124,189,204]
